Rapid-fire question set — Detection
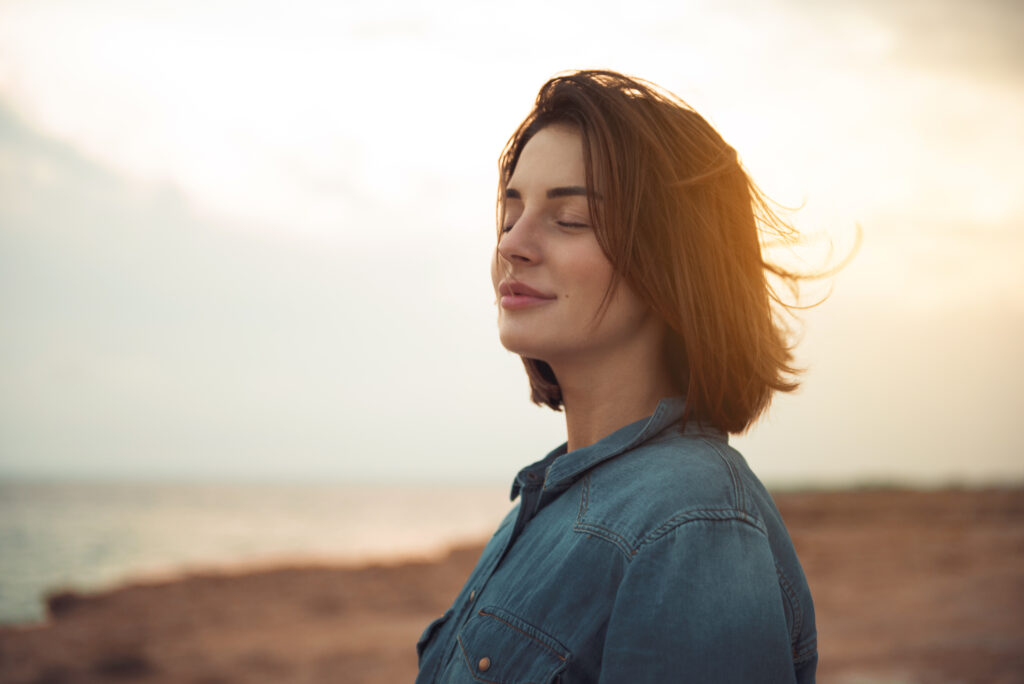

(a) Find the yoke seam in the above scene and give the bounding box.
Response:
[574,476,637,559]
[577,490,769,561]
[633,510,768,556]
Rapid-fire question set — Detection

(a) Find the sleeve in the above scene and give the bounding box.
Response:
[598,517,798,684]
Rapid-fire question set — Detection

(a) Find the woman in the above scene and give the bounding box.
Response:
[416,70,817,683]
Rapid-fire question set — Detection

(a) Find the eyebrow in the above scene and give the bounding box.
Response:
[504,186,595,200]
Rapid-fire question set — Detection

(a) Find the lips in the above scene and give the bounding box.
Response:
[498,280,554,298]
[498,280,557,310]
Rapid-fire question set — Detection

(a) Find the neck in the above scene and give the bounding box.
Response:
[549,329,677,453]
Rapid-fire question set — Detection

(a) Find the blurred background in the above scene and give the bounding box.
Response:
[0,0,1022,679]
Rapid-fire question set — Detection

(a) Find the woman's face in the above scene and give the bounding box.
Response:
[491,125,661,368]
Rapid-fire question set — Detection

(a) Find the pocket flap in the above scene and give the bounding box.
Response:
[456,606,570,683]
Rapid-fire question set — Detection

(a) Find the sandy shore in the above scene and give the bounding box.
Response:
[1,488,1022,683]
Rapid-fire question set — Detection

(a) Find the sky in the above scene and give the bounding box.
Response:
[0,0,1021,487]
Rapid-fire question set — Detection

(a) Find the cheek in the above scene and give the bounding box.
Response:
[490,250,502,292]
[563,247,615,304]
[610,286,653,326]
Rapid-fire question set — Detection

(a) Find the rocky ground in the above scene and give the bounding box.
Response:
[1,488,1022,683]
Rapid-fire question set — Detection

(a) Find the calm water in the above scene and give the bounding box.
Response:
[0,480,513,625]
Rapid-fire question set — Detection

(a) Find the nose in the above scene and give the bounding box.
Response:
[496,212,542,266]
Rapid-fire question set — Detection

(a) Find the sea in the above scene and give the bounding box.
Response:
[0,480,514,625]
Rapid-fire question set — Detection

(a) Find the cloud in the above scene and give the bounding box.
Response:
[852,0,1024,80]
[0,100,543,482]
[2,2,1022,485]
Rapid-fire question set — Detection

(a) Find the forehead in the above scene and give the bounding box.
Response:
[508,125,586,190]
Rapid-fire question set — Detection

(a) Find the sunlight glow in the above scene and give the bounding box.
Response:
[1,0,1021,484]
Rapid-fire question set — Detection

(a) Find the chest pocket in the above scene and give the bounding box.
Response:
[452,606,570,684]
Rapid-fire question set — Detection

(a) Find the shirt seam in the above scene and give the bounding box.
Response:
[793,635,818,663]
[632,508,769,556]
[574,474,637,558]
[701,436,748,514]
[574,476,769,561]
[476,608,568,661]
[775,560,804,645]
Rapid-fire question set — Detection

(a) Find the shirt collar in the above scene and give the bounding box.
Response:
[510,396,724,501]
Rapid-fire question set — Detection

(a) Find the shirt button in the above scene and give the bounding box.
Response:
[469,590,476,601]
[478,657,491,672]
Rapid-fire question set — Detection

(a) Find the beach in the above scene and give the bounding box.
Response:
[1,488,1022,683]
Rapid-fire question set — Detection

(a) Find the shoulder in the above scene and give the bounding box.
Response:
[574,426,773,558]
[572,424,818,674]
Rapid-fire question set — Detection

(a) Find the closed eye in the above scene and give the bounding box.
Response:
[557,221,589,228]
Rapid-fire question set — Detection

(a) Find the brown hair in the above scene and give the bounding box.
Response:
[497,69,807,434]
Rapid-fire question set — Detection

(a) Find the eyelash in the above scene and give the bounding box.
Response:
[501,220,588,234]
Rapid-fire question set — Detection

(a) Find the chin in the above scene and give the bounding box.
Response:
[497,327,547,360]
[497,333,530,357]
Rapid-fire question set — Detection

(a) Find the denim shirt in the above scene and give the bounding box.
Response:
[416,398,817,683]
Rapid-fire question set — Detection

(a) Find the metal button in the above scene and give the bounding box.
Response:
[469,590,476,601]
[478,657,491,672]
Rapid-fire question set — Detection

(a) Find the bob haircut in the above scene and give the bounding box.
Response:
[497,69,804,434]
